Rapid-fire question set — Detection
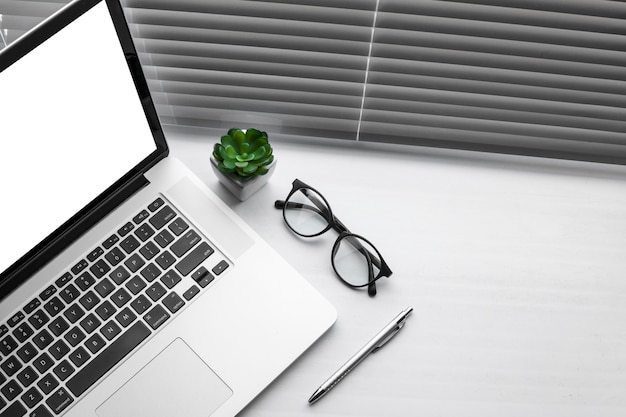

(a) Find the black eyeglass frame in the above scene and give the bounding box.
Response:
[274,179,393,296]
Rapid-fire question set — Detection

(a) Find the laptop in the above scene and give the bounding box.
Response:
[0,0,336,416]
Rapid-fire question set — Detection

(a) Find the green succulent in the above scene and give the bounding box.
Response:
[212,128,274,179]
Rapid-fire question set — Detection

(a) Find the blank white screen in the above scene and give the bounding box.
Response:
[0,2,157,274]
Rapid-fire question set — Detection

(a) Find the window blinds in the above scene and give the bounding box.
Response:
[123,0,376,142]
[2,0,626,164]
[0,0,70,49]
[360,0,626,163]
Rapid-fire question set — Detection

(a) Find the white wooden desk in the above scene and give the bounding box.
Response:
[166,126,626,417]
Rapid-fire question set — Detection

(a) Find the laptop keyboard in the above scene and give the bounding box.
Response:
[0,196,229,416]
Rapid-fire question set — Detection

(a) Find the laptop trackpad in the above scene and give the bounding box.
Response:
[96,338,232,417]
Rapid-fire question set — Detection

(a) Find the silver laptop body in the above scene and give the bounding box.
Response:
[0,1,336,416]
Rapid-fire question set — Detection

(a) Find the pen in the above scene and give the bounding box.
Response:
[308,307,413,404]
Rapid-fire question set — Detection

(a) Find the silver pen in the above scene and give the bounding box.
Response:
[308,307,413,404]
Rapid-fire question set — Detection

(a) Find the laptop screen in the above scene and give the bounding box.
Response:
[0,1,159,277]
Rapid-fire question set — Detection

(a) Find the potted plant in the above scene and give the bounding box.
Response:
[210,128,276,201]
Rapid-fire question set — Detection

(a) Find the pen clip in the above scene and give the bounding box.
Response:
[372,326,401,353]
[371,313,410,353]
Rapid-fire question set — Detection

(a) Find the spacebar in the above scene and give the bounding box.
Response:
[66,321,151,397]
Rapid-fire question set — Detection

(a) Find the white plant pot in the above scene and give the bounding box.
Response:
[210,156,276,201]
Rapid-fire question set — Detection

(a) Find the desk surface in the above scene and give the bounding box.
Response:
[166,126,626,417]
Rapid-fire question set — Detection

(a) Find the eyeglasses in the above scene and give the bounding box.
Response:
[274,179,392,297]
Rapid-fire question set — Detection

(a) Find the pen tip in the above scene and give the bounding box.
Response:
[308,389,325,404]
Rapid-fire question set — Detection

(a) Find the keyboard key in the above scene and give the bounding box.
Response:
[1,380,22,401]
[64,327,86,347]
[125,276,146,295]
[79,313,101,334]
[30,404,53,417]
[21,386,43,408]
[139,241,160,260]
[147,197,164,212]
[16,342,37,363]
[48,340,70,361]
[78,290,100,311]
[43,297,64,317]
[33,353,54,374]
[16,365,37,387]
[24,298,41,315]
[1,355,22,376]
[100,321,121,341]
[60,284,80,304]
[163,292,185,314]
[46,387,73,415]
[109,266,131,285]
[53,360,75,381]
[171,230,201,258]
[139,263,161,282]
[66,321,150,397]
[0,335,18,355]
[120,235,140,254]
[84,334,106,354]
[89,259,111,279]
[71,259,88,275]
[182,285,200,301]
[154,229,174,248]
[39,286,57,301]
[63,304,85,324]
[0,324,9,338]
[54,272,73,289]
[124,254,145,273]
[87,246,104,263]
[94,278,115,298]
[160,270,181,289]
[176,242,214,276]
[115,307,137,328]
[134,223,155,242]
[133,209,150,224]
[111,288,132,308]
[48,317,69,337]
[68,346,91,368]
[118,222,134,237]
[8,311,25,328]
[33,329,54,350]
[105,247,125,266]
[149,206,175,230]
[95,301,117,321]
[28,310,50,330]
[168,218,189,236]
[38,373,59,395]
[146,282,166,302]
[191,267,214,288]
[144,304,170,330]
[102,234,119,250]
[130,295,151,315]
[75,272,96,291]
[0,400,26,416]
[12,322,33,343]
[212,260,229,275]
[155,251,176,270]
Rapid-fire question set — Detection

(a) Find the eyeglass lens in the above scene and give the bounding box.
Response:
[333,235,381,287]
[283,187,331,236]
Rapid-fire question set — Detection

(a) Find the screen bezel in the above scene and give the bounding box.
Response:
[0,0,169,298]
